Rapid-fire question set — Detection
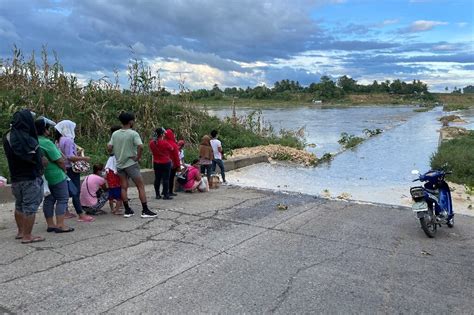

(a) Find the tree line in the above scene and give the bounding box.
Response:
[186,76,432,101]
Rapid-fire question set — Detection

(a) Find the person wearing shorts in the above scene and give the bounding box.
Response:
[3,110,46,243]
[108,112,156,218]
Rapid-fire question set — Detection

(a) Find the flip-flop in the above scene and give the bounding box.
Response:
[21,236,45,244]
[77,215,95,222]
[46,227,59,233]
[55,227,75,233]
[15,235,22,239]
[112,211,123,215]
[64,212,77,219]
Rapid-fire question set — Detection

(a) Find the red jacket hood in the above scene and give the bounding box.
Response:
[164,129,176,142]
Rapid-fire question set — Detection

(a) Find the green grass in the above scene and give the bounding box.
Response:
[0,90,304,181]
[430,131,474,186]
[338,132,364,149]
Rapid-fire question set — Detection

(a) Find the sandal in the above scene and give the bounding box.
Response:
[21,236,45,244]
[55,227,75,233]
[15,235,22,239]
[64,212,77,219]
[46,227,59,233]
[77,215,95,222]
[112,210,123,215]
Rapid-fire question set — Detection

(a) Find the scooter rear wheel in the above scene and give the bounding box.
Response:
[420,209,437,238]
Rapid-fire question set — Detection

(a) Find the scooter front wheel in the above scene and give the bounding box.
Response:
[420,210,437,238]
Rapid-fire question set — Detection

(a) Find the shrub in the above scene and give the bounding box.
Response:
[430,131,474,186]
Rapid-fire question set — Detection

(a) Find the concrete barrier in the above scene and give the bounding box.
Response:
[0,154,269,203]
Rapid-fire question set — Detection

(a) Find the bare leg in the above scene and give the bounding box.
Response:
[114,200,123,212]
[120,175,129,203]
[21,213,42,242]
[56,215,67,230]
[45,216,56,228]
[133,176,147,203]
[15,210,23,238]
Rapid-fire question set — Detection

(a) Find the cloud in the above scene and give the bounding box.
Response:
[380,19,399,27]
[401,20,448,33]
[159,45,245,72]
[0,0,472,93]
[0,16,20,40]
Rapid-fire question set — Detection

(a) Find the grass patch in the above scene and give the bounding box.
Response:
[430,131,474,186]
[338,132,364,149]
[434,93,474,111]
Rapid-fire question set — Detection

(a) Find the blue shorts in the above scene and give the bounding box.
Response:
[108,187,121,200]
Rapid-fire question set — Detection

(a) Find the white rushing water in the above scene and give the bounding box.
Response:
[209,106,474,206]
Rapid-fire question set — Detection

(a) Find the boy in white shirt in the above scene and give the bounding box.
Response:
[210,130,226,184]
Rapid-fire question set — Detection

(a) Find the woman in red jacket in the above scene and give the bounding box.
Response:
[164,129,180,197]
[149,128,174,200]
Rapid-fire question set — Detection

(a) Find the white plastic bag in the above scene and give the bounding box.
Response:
[198,177,209,192]
[42,175,51,197]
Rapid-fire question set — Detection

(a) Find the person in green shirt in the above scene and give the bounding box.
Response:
[36,118,74,233]
[108,112,156,218]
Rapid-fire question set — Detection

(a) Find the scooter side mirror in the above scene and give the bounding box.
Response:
[411,170,420,175]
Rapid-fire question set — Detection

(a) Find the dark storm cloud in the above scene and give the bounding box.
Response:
[0,0,326,71]
[0,0,472,89]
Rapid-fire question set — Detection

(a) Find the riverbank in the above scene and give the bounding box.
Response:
[0,185,473,313]
[228,145,317,166]
[192,93,474,109]
[193,94,428,108]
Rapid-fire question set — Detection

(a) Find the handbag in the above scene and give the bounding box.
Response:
[72,149,90,173]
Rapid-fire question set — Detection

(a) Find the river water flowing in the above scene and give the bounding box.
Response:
[207,105,474,206]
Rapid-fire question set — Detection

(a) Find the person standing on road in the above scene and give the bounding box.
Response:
[199,135,213,182]
[108,112,157,218]
[3,110,46,243]
[164,129,180,197]
[36,118,75,233]
[54,120,95,222]
[149,127,173,200]
[210,129,226,184]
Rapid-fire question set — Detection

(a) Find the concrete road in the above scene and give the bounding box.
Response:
[0,185,473,313]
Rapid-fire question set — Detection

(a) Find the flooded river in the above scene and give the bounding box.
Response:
[208,106,474,205]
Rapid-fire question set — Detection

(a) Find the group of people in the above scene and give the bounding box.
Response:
[3,109,227,244]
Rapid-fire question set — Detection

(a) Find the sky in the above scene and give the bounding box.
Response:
[0,0,473,92]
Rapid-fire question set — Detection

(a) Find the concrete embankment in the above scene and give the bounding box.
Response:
[0,154,270,203]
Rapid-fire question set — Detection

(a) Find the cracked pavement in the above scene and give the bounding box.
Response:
[0,185,473,313]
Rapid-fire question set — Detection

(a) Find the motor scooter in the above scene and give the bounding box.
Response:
[410,169,454,238]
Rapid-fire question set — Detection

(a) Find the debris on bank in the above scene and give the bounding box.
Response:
[439,115,467,126]
[228,144,317,166]
[439,126,469,142]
